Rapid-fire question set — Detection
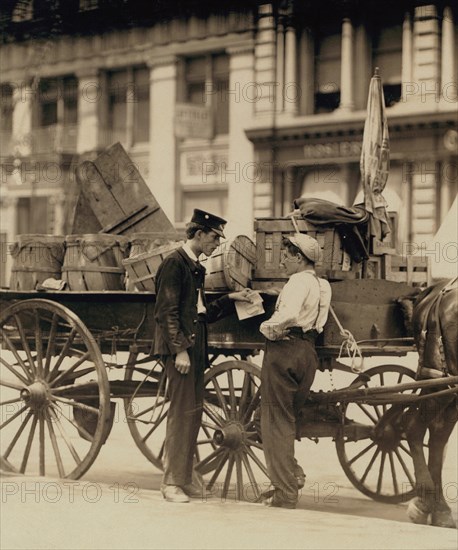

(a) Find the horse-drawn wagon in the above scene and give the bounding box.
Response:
[2,267,453,506]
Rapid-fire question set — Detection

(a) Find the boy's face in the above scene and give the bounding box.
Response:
[281,249,302,276]
[198,230,221,257]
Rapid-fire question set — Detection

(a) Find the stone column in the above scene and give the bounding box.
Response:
[148,56,177,222]
[412,4,440,103]
[298,28,314,115]
[275,16,285,113]
[284,18,298,115]
[226,46,255,239]
[12,82,33,157]
[76,69,100,154]
[441,6,456,103]
[254,4,277,117]
[401,12,413,102]
[339,18,354,112]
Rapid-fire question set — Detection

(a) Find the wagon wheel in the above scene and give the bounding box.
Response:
[335,364,423,503]
[195,359,269,501]
[124,358,270,500]
[123,351,167,470]
[0,299,110,479]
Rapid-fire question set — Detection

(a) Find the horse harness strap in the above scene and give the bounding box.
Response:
[418,277,457,378]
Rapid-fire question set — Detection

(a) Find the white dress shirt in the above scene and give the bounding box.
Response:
[260,270,332,341]
[182,243,207,315]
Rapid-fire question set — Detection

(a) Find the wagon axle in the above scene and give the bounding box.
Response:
[20,381,49,411]
[213,422,245,450]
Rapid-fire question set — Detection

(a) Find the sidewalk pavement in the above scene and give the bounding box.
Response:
[2,471,457,550]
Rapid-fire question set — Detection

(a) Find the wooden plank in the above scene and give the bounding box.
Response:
[70,190,103,234]
[76,142,176,236]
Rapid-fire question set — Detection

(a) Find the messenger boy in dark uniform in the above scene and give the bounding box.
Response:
[154,209,254,503]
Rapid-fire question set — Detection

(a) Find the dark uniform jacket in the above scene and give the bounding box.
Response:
[153,247,234,357]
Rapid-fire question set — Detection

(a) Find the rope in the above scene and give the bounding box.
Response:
[329,305,364,373]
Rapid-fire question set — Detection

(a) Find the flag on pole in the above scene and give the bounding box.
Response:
[360,67,391,241]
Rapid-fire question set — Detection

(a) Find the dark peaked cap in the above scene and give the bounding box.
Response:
[191,209,227,238]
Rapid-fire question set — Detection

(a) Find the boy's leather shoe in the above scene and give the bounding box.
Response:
[160,484,190,503]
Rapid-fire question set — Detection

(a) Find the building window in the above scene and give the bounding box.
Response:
[314,26,341,113]
[38,76,78,127]
[16,197,49,235]
[372,24,402,106]
[107,66,150,147]
[1,84,13,134]
[184,53,229,136]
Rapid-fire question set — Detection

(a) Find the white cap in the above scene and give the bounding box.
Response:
[285,233,322,263]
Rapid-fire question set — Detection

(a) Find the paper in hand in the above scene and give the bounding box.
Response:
[235,291,265,320]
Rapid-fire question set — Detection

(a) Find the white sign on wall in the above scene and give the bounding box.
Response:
[175,103,213,139]
[180,150,228,186]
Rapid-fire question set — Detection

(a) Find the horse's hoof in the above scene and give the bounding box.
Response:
[407,498,430,525]
[431,511,457,529]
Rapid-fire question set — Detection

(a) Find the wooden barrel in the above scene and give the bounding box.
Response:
[201,235,256,291]
[62,234,130,291]
[9,234,66,290]
[128,231,182,257]
[122,241,182,292]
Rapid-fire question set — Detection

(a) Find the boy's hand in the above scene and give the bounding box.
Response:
[175,350,191,374]
[228,288,256,303]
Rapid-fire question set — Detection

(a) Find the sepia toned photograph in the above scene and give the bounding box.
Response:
[0,1,457,549]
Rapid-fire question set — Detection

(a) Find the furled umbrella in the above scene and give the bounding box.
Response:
[360,67,391,242]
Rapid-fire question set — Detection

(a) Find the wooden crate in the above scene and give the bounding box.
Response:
[362,254,431,286]
[252,217,361,288]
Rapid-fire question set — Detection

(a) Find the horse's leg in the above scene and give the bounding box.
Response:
[428,400,458,528]
[404,399,435,524]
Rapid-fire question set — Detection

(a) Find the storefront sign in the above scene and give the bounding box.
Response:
[180,150,228,186]
[175,103,213,139]
[303,141,362,159]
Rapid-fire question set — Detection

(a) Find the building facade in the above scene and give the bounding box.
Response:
[0,0,457,286]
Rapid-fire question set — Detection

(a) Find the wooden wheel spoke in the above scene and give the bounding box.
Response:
[203,403,225,428]
[388,451,399,495]
[355,403,378,424]
[45,412,65,477]
[1,329,33,381]
[240,451,260,499]
[47,327,77,381]
[398,442,413,457]
[3,411,33,459]
[377,451,386,493]
[34,311,44,377]
[141,410,168,442]
[360,447,381,484]
[0,379,26,391]
[242,386,261,423]
[205,450,229,490]
[129,399,168,421]
[222,454,235,497]
[245,446,269,477]
[196,446,226,474]
[20,413,38,473]
[49,352,91,387]
[394,448,415,486]
[0,356,30,385]
[0,405,28,431]
[13,314,37,378]
[48,406,81,465]
[57,406,95,442]
[210,376,230,418]
[39,413,45,476]
[0,397,23,407]
[51,395,100,416]
[44,313,59,377]
[347,440,377,466]
[201,424,217,451]
[235,452,243,500]
[227,370,237,419]
[238,372,252,415]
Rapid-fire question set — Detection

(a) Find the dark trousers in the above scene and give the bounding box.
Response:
[261,338,318,507]
[162,321,207,486]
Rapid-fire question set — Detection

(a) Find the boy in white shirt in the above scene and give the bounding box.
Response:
[259,233,332,508]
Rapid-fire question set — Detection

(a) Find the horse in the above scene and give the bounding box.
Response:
[400,277,458,528]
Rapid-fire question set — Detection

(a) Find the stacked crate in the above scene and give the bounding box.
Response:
[251,217,361,290]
